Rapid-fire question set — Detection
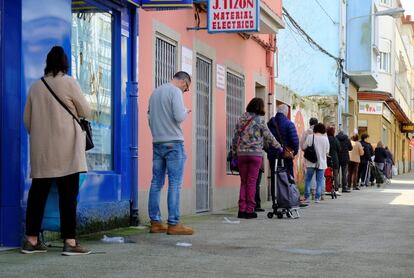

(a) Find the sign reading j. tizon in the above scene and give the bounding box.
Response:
[208,0,260,33]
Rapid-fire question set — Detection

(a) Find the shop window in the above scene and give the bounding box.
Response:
[226,72,245,173]
[155,36,177,88]
[71,9,113,171]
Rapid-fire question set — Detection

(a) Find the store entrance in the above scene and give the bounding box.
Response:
[72,2,114,171]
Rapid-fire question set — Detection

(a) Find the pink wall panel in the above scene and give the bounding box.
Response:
[137,7,279,191]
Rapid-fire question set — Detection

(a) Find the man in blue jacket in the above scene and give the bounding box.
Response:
[267,104,299,179]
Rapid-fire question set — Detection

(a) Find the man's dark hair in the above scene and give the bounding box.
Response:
[173,71,191,83]
[246,97,265,116]
[44,46,69,77]
[361,133,369,141]
[313,123,326,134]
[352,134,359,141]
[309,117,318,126]
[326,126,335,137]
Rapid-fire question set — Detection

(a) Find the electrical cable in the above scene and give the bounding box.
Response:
[313,0,337,24]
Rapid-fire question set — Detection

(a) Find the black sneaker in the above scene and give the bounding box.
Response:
[245,212,258,219]
[237,211,246,219]
[62,241,91,256]
[21,239,47,254]
[255,208,265,212]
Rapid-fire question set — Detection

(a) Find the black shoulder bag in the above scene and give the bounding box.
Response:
[304,135,317,163]
[41,77,94,151]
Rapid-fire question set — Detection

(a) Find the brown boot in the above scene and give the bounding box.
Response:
[167,224,194,235]
[150,221,168,233]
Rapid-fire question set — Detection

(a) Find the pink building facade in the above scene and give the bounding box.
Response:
[137,2,284,220]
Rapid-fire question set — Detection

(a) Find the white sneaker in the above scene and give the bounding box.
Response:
[335,191,342,196]
[315,198,321,203]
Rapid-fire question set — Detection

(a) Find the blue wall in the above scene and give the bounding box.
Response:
[1,0,135,246]
[277,0,340,97]
[0,0,23,247]
[346,0,374,74]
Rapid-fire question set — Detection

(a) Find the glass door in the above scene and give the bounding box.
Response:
[71,5,113,171]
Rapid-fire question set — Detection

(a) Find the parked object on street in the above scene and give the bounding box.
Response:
[101,235,125,244]
[267,159,300,219]
[324,167,336,199]
[370,162,385,185]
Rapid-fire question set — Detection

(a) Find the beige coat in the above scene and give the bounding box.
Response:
[349,140,364,163]
[24,73,91,178]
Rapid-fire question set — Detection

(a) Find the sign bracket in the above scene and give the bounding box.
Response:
[186,27,208,30]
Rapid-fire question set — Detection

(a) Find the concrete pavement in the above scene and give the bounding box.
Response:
[1,174,414,278]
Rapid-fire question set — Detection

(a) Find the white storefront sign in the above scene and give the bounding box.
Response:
[216,64,226,90]
[181,46,193,76]
[358,101,383,115]
[208,0,260,33]
[382,104,393,122]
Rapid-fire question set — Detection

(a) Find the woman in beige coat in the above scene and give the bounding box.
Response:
[348,134,364,190]
[22,46,91,255]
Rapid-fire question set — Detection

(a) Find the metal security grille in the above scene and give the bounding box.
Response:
[226,72,245,173]
[155,37,177,88]
[196,56,212,212]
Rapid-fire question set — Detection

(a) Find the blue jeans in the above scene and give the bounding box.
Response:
[304,167,325,200]
[148,143,186,225]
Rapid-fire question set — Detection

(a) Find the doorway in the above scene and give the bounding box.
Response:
[195,56,212,212]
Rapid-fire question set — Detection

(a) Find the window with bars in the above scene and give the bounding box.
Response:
[226,72,245,173]
[155,36,177,88]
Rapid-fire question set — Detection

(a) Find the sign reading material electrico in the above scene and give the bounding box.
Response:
[208,0,260,33]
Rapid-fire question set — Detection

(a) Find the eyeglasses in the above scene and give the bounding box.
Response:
[183,81,190,92]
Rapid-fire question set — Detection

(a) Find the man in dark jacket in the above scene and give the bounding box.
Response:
[336,131,353,192]
[359,133,374,186]
[267,104,299,178]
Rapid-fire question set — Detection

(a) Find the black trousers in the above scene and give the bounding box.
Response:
[25,173,80,239]
[358,161,369,185]
[338,163,348,189]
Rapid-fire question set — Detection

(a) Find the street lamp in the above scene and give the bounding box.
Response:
[375,7,405,18]
[347,7,405,21]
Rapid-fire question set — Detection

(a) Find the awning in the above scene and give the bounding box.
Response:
[357,91,411,124]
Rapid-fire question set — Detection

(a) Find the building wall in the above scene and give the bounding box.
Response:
[137,7,281,220]
[277,0,340,97]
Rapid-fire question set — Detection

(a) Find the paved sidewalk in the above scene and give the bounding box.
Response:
[1,174,414,278]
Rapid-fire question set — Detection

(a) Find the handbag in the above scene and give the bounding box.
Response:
[272,118,294,159]
[304,135,317,163]
[227,116,255,174]
[41,77,94,151]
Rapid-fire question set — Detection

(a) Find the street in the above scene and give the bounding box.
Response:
[1,174,414,278]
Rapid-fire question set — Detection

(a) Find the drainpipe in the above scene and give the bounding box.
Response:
[267,34,276,201]
[128,6,139,226]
